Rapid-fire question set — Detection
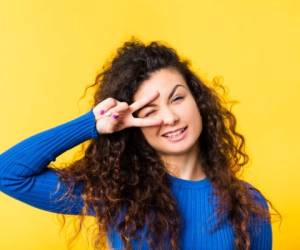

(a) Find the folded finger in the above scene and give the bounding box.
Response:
[108,102,130,115]
[96,98,118,117]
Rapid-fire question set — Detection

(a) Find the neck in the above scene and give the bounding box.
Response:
[160,144,206,181]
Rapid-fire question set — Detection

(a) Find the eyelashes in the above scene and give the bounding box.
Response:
[173,96,183,102]
[144,96,184,117]
[144,110,155,117]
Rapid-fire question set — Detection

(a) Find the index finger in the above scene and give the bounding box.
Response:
[129,91,160,113]
[131,117,162,128]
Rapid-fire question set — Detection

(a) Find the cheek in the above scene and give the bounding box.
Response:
[140,127,160,143]
[183,99,200,119]
[186,101,202,130]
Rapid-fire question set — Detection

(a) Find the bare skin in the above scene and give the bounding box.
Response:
[92,91,163,134]
[133,69,206,181]
[92,88,205,180]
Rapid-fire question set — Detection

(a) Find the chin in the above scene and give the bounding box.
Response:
[157,143,196,156]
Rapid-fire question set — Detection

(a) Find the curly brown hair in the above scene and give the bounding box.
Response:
[51,37,280,250]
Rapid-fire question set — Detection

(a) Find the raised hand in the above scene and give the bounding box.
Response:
[92,91,162,134]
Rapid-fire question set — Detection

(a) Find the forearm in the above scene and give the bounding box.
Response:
[0,109,99,187]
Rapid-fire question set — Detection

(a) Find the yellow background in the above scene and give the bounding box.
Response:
[0,0,298,249]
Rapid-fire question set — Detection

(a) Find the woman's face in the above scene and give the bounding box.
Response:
[133,67,202,156]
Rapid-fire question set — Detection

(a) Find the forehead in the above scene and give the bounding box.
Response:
[133,68,187,100]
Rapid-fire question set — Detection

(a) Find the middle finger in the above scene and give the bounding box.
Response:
[129,91,160,113]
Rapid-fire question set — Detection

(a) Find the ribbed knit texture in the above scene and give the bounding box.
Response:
[0,110,272,250]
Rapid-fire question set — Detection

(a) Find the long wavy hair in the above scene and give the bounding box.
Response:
[50,37,280,250]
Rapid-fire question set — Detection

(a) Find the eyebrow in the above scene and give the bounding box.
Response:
[138,84,186,112]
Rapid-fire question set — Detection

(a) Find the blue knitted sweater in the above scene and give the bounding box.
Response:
[0,110,272,250]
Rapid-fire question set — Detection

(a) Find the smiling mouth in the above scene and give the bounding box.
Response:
[162,126,188,138]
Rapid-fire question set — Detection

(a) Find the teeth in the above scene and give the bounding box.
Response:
[165,128,185,138]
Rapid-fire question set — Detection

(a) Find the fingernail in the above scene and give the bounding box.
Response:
[99,109,105,115]
[112,114,119,119]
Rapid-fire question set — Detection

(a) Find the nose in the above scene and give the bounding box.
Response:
[161,108,179,126]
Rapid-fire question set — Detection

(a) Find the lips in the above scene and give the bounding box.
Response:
[162,126,188,137]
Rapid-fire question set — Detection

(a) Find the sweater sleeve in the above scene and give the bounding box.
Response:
[248,187,273,250]
[0,109,99,215]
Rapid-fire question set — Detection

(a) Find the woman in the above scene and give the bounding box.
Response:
[0,39,276,250]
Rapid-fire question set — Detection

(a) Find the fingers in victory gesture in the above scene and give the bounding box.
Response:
[92,91,162,134]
